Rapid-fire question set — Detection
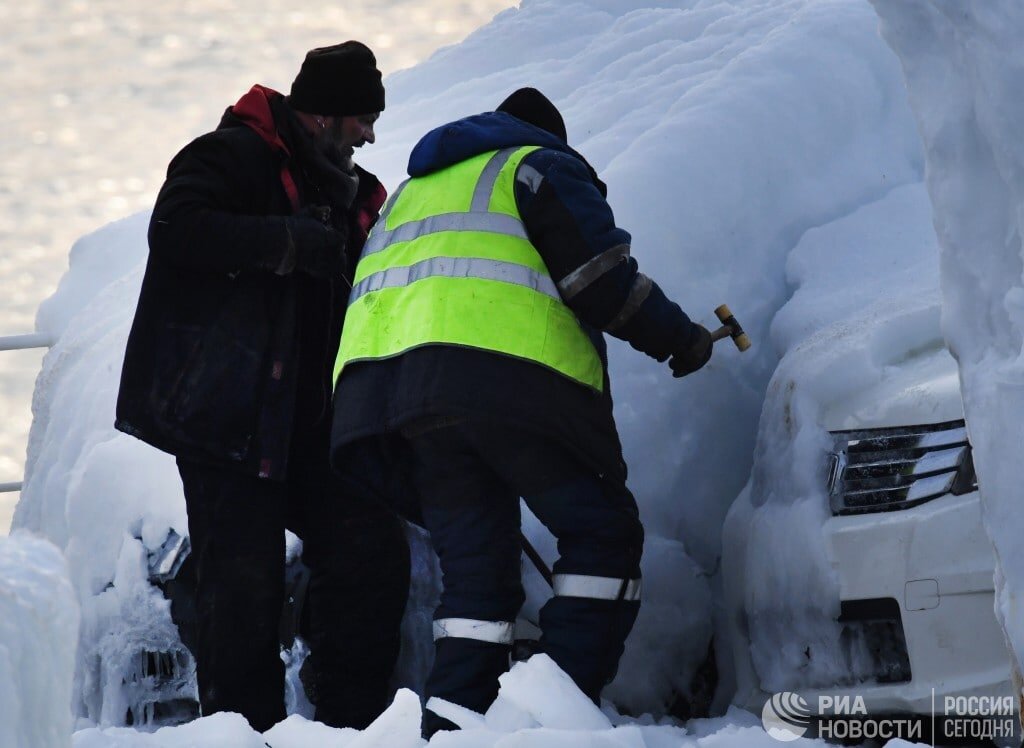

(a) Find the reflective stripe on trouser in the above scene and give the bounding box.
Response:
[433,617,515,644]
[408,420,644,712]
[552,574,642,601]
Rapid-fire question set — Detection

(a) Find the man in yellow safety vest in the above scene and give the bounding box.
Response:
[330,88,713,734]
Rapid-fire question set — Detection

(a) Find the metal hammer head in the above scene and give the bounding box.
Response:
[713,304,752,352]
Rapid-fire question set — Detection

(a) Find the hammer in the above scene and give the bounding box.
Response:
[710,304,751,351]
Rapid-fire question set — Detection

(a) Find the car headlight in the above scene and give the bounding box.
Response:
[827,419,977,515]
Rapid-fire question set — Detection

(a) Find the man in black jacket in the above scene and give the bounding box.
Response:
[330,88,712,733]
[116,42,410,731]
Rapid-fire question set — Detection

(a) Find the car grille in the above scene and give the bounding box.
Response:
[827,419,977,515]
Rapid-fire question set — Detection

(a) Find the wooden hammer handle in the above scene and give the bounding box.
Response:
[710,325,733,343]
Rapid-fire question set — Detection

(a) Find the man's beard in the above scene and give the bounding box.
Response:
[316,122,356,170]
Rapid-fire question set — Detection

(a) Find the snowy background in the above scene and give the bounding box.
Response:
[4,0,1022,746]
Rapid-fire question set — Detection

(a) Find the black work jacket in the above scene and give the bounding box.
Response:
[115,86,385,480]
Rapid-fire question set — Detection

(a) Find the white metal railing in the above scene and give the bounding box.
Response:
[0,332,55,352]
[1,332,56,493]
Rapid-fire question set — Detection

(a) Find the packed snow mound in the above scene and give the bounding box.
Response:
[0,532,79,748]
[723,181,951,694]
[15,0,930,731]
[869,0,1024,695]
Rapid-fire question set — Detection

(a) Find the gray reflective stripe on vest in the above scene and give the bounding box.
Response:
[604,272,653,333]
[433,617,515,644]
[362,211,530,257]
[552,574,642,601]
[472,148,519,211]
[558,243,631,300]
[349,256,561,305]
[376,179,410,229]
[516,163,545,194]
[363,148,524,258]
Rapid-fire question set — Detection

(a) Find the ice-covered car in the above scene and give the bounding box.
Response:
[90,518,440,729]
[722,350,1013,731]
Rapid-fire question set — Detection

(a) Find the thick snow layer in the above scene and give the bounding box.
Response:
[870,0,1024,702]
[0,532,79,748]
[9,0,950,744]
[722,181,954,694]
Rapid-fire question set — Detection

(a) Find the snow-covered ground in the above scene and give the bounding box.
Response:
[7,0,1022,745]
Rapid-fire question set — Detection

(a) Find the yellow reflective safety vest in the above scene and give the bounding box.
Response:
[334,146,604,392]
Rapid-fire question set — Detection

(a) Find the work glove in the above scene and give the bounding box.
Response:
[668,323,713,378]
[282,206,347,280]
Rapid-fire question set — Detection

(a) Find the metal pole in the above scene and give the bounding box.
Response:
[0,333,56,352]
[0,332,54,494]
[521,532,553,587]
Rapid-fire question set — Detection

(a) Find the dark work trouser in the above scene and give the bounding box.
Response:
[406,419,643,720]
[177,455,410,732]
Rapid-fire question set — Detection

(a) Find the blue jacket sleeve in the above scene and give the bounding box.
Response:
[515,148,701,360]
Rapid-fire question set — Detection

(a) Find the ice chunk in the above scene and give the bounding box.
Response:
[425,698,487,731]
[347,688,425,748]
[263,713,359,748]
[484,696,539,732]
[152,712,267,746]
[0,533,79,748]
[496,655,611,730]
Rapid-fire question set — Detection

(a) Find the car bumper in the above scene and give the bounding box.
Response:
[729,489,1012,715]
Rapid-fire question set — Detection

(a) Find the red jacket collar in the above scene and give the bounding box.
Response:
[229,84,389,224]
[230,84,291,156]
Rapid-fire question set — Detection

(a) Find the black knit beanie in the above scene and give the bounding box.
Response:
[289,41,385,116]
[496,88,567,142]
